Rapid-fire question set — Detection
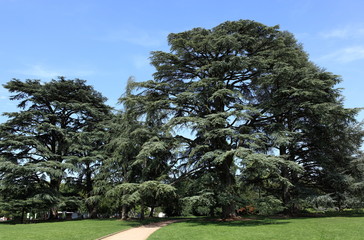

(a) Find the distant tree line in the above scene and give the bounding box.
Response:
[0,20,363,222]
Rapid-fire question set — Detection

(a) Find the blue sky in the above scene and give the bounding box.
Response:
[0,0,363,124]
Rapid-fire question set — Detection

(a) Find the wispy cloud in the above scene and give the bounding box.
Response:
[320,25,364,39]
[18,65,60,78]
[319,46,364,63]
[15,64,95,79]
[132,55,151,69]
[99,28,168,47]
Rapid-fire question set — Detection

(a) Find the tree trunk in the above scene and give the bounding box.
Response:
[48,176,62,219]
[140,205,145,220]
[217,153,237,219]
[279,146,291,212]
[89,208,98,219]
[85,165,93,195]
[222,204,236,219]
[281,167,290,205]
[48,208,58,220]
[20,207,25,224]
[86,196,98,218]
[337,194,343,211]
[121,205,129,220]
[86,196,98,219]
[149,206,155,218]
[209,206,215,217]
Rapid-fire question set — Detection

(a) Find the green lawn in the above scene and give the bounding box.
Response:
[0,218,158,240]
[1,216,363,240]
[148,216,364,240]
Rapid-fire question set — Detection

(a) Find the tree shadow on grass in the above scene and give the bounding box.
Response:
[276,211,364,220]
[0,217,163,226]
[0,220,17,225]
[182,218,290,228]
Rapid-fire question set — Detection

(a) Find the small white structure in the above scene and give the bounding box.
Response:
[158,212,166,218]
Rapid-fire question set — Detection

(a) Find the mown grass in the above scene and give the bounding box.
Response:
[148,216,364,240]
[1,215,363,240]
[0,218,160,240]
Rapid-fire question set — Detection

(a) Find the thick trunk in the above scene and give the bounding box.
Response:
[140,205,145,220]
[20,207,25,224]
[48,208,58,220]
[281,167,290,206]
[85,168,98,218]
[89,208,98,219]
[209,206,215,217]
[217,153,236,219]
[86,196,98,219]
[121,205,129,220]
[222,204,236,219]
[48,177,62,219]
[337,194,343,211]
[50,178,61,192]
[149,206,155,218]
[210,96,236,218]
[85,167,93,196]
[279,146,291,207]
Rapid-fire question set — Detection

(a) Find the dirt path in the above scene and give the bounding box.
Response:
[97,219,180,240]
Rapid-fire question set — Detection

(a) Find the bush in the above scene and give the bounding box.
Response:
[255,196,284,215]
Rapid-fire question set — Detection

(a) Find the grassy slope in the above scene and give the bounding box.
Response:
[148,217,364,240]
[0,218,156,240]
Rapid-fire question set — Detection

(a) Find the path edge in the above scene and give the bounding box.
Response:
[96,219,183,240]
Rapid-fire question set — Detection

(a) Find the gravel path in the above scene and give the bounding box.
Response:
[97,219,180,240]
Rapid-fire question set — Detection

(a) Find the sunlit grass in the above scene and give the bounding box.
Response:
[0,218,159,240]
[1,215,363,240]
[148,216,364,240]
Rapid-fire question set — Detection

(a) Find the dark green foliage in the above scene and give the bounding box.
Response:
[123,20,307,217]
[121,20,363,217]
[105,181,177,218]
[95,77,176,219]
[66,121,112,217]
[0,20,362,221]
[0,77,111,219]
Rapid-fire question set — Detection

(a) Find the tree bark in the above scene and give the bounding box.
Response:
[222,204,236,219]
[20,207,25,224]
[48,177,62,219]
[140,205,145,220]
[89,208,98,219]
[217,153,237,219]
[121,205,129,220]
[209,206,215,217]
[279,146,290,205]
[48,208,58,220]
[149,206,155,218]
